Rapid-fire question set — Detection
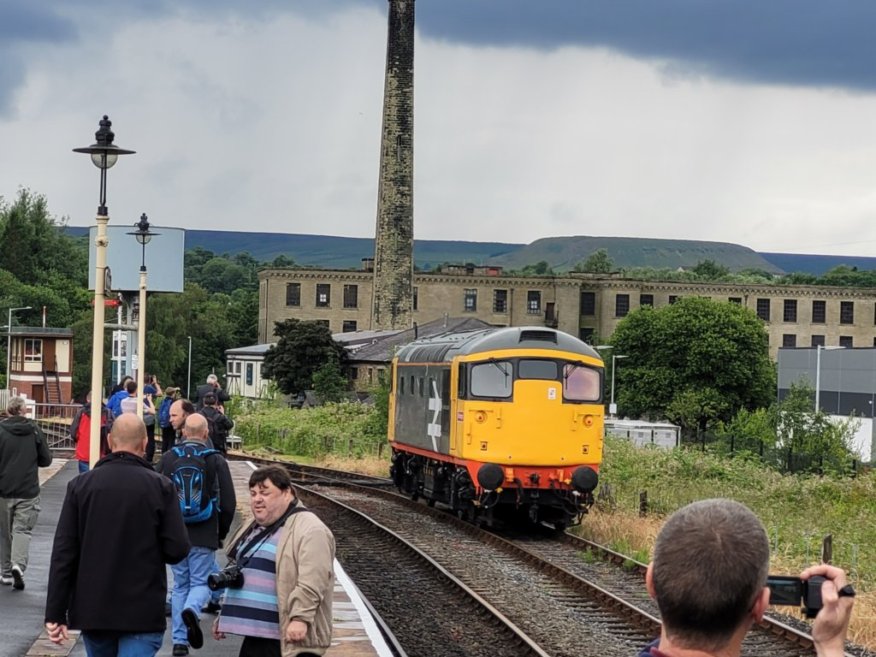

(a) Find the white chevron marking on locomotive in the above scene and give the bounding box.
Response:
[427,379,442,451]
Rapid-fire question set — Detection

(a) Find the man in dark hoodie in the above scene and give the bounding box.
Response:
[0,396,52,590]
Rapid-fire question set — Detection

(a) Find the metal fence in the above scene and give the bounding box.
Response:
[32,402,79,450]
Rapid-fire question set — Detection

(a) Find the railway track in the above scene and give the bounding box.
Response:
[230,456,853,657]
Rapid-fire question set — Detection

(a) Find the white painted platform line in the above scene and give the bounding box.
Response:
[334,561,395,657]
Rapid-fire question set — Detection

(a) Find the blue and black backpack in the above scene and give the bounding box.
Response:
[170,443,221,524]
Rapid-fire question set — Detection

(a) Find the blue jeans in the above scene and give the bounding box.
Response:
[82,631,163,657]
[171,546,214,645]
[78,460,90,473]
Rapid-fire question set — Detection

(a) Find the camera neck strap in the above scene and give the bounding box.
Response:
[233,500,308,566]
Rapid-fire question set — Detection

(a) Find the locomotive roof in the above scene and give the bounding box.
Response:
[395,327,602,364]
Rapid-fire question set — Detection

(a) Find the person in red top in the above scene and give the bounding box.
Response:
[70,393,111,473]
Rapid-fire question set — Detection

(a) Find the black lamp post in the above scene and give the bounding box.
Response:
[74,115,135,468]
[127,214,159,418]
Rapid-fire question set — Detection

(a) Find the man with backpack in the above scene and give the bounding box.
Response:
[200,393,234,454]
[157,413,236,656]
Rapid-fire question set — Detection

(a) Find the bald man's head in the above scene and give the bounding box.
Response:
[109,414,147,455]
[184,413,209,443]
[170,399,195,432]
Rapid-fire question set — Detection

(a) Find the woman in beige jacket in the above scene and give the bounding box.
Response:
[213,465,335,657]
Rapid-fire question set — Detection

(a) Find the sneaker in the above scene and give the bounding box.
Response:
[11,566,24,591]
[0,574,12,585]
[201,601,222,614]
[172,645,189,656]
[181,608,203,649]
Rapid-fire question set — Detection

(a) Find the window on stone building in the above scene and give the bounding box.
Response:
[639,294,654,307]
[839,335,853,348]
[285,283,301,307]
[580,291,596,316]
[668,295,680,305]
[728,297,742,304]
[464,289,477,312]
[840,301,854,325]
[527,291,541,314]
[413,287,418,311]
[342,320,357,333]
[782,334,796,348]
[811,335,825,347]
[579,327,594,343]
[615,294,630,317]
[783,299,797,322]
[315,284,331,307]
[493,289,508,313]
[315,320,330,329]
[756,298,771,321]
[343,285,358,309]
[812,300,826,323]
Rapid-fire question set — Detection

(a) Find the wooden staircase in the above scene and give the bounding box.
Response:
[43,370,63,404]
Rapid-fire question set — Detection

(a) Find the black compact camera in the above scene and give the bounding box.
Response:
[767,575,824,618]
[207,565,244,591]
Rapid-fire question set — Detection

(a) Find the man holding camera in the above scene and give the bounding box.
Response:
[212,465,335,657]
[641,498,854,657]
[157,413,235,656]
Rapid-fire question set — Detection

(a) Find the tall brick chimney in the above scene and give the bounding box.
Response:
[371,0,415,330]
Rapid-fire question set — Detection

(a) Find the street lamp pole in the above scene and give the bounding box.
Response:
[128,214,158,420]
[187,336,193,399]
[5,306,32,390]
[610,354,628,417]
[74,116,135,468]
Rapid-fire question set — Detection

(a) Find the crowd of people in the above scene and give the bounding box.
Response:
[0,379,858,657]
[0,374,336,657]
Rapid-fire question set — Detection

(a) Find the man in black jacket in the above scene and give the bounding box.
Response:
[157,413,236,656]
[0,396,53,590]
[194,374,229,411]
[44,413,191,656]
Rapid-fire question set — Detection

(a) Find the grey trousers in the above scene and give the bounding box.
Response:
[0,495,41,574]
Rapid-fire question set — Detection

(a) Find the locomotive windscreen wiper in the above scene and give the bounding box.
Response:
[563,360,586,381]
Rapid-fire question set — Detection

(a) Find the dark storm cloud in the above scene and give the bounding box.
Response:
[412,0,876,92]
[0,2,76,115]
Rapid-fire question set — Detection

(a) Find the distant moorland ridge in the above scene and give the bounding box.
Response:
[64,227,876,276]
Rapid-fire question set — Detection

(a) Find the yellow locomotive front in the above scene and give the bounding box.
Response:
[389,327,604,529]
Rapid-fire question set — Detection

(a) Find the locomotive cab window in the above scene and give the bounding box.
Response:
[563,364,601,402]
[470,361,513,398]
[518,359,558,380]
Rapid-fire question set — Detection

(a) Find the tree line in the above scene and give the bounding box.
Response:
[0,188,274,398]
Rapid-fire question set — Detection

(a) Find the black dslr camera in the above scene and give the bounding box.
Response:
[208,565,244,591]
[767,575,824,618]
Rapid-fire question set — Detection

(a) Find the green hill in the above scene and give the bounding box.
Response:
[490,236,783,273]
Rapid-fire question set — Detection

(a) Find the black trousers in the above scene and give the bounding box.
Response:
[145,422,156,462]
[238,636,282,657]
[161,425,177,455]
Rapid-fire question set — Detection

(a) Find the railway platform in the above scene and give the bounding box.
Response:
[1,459,392,657]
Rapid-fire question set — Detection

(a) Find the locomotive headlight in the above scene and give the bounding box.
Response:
[477,463,504,491]
[571,466,598,492]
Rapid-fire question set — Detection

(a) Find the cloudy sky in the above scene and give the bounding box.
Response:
[2,0,876,255]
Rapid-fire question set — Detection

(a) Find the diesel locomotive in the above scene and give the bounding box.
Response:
[388,326,604,529]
